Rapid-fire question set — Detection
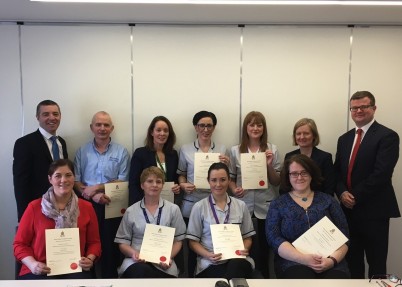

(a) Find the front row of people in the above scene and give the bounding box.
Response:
[14,155,349,280]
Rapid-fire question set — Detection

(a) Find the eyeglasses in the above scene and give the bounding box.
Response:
[289,171,310,178]
[197,124,214,130]
[350,105,373,112]
[370,274,402,287]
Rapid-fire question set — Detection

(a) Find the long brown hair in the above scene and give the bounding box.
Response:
[239,111,268,153]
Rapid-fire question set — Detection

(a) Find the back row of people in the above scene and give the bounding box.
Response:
[13,90,400,280]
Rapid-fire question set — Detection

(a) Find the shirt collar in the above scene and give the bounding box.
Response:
[39,127,57,140]
[140,197,165,209]
[193,140,216,151]
[355,118,375,135]
[210,193,231,211]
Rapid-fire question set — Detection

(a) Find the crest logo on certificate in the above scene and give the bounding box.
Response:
[139,224,175,264]
[292,216,348,257]
[104,181,128,219]
[210,224,246,261]
[45,227,82,276]
[194,153,220,189]
[240,152,268,189]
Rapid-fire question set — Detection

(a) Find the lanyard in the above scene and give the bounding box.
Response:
[208,194,231,224]
[155,153,167,181]
[142,205,163,225]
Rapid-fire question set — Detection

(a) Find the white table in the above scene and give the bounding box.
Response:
[0,278,225,287]
[0,278,389,287]
[246,279,384,287]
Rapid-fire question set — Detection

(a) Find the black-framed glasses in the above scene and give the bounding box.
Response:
[289,171,309,178]
[350,105,373,112]
[370,274,402,286]
[197,124,214,130]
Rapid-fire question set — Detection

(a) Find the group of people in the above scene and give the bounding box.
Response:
[12,90,400,281]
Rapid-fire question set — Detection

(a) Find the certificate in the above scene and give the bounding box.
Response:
[105,181,129,219]
[194,153,220,189]
[292,216,348,257]
[139,224,175,264]
[240,152,268,189]
[45,227,82,276]
[161,181,174,203]
[210,224,246,261]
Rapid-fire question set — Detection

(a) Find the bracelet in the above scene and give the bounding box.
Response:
[327,256,338,267]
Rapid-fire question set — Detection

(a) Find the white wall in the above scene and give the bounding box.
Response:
[1,23,401,279]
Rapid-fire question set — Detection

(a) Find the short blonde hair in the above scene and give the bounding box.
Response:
[140,166,165,185]
[292,118,320,146]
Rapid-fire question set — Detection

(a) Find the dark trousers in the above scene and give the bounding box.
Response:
[279,265,349,279]
[122,262,175,278]
[256,217,270,278]
[346,217,390,278]
[184,217,197,277]
[196,258,253,280]
[93,203,121,278]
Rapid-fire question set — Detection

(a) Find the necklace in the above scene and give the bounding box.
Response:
[291,191,312,202]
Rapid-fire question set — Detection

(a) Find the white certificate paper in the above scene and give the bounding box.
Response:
[161,181,174,203]
[240,152,268,189]
[292,216,348,257]
[194,153,220,189]
[105,181,129,219]
[139,224,175,264]
[210,224,246,261]
[45,227,82,276]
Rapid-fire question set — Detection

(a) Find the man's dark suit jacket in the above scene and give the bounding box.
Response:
[128,146,178,205]
[334,121,400,220]
[285,147,336,196]
[13,129,68,221]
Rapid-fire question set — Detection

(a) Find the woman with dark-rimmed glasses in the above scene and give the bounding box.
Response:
[266,154,349,279]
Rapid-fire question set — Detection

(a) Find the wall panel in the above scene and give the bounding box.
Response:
[351,27,402,274]
[0,23,22,280]
[20,24,132,157]
[242,26,351,160]
[132,25,241,151]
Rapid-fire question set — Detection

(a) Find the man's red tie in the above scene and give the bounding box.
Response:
[347,128,363,191]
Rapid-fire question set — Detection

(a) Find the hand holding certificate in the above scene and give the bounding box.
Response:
[194,153,220,189]
[45,227,82,276]
[139,224,175,264]
[104,181,128,219]
[210,224,246,261]
[240,152,268,189]
[292,216,348,257]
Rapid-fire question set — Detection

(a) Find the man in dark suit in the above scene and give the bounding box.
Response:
[334,91,400,278]
[13,100,68,221]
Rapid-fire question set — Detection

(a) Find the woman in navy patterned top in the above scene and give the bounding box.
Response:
[266,154,349,279]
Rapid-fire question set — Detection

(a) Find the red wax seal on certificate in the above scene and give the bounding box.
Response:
[121,208,126,214]
[235,250,241,256]
[160,256,167,262]
[70,263,78,270]
[259,180,265,187]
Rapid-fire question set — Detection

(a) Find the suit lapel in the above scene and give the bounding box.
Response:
[34,129,53,162]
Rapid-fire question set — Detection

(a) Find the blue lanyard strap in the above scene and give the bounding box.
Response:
[208,194,231,224]
[142,205,163,225]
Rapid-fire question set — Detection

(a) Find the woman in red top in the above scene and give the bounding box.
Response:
[14,159,101,280]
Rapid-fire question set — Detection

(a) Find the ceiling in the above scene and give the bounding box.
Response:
[2,0,402,25]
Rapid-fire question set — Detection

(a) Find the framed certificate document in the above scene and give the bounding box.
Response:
[45,227,82,276]
[161,181,175,203]
[194,153,220,189]
[210,224,246,261]
[240,152,268,189]
[105,181,129,219]
[139,224,175,264]
[292,216,348,257]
